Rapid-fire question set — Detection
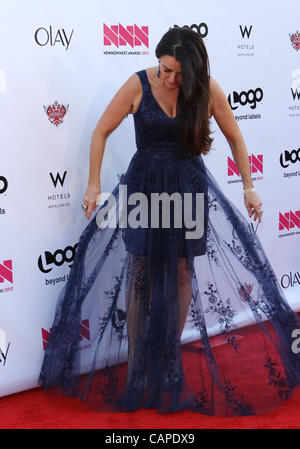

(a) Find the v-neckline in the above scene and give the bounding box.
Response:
[144,69,178,120]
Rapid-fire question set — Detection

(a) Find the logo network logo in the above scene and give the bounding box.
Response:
[42,319,90,350]
[290,30,300,51]
[281,270,300,288]
[240,25,252,38]
[280,148,300,168]
[228,155,263,177]
[103,24,149,48]
[38,244,78,273]
[43,101,69,127]
[228,88,263,110]
[0,329,10,366]
[0,176,8,194]
[34,26,74,50]
[173,23,208,38]
[279,210,300,233]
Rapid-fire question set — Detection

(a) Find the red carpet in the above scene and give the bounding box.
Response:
[1,384,300,429]
[3,315,300,429]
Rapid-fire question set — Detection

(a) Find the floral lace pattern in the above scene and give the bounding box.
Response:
[39,69,300,417]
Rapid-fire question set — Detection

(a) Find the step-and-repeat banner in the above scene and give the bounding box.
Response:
[1,0,299,397]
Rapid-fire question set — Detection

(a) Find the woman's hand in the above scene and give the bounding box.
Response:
[244,191,263,223]
[82,183,101,220]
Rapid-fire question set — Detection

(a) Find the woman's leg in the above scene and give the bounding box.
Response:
[125,253,155,385]
[125,254,192,385]
[177,257,193,337]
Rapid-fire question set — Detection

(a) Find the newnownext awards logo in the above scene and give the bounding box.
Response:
[278,209,300,238]
[103,23,149,56]
[0,259,13,294]
[42,319,91,350]
[227,154,263,184]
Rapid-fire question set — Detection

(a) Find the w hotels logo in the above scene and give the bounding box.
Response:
[103,23,149,48]
[228,154,263,180]
[279,210,300,232]
[42,319,90,350]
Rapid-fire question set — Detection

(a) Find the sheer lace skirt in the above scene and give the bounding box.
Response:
[39,155,300,416]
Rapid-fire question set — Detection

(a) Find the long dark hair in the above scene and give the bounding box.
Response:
[155,27,213,156]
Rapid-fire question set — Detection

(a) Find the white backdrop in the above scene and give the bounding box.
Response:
[0,0,300,397]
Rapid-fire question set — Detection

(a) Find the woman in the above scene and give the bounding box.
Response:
[39,27,300,417]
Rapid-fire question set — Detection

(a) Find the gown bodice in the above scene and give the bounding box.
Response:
[133,69,194,161]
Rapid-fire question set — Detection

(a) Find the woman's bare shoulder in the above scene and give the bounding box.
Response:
[128,67,156,114]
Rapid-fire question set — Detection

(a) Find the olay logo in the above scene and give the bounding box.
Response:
[281,271,300,288]
[42,319,90,350]
[0,329,10,367]
[103,23,149,48]
[228,155,263,177]
[279,210,300,231]
[34,26,74,50]
[0,260,13,284]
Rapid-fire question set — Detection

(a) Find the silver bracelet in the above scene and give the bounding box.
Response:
[244,187,256,194]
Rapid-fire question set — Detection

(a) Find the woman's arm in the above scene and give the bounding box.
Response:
[83,74,142,219]
[209,77,263,222]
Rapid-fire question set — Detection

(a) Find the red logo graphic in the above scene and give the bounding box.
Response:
[42,319,90,350]
[279,210,300,231]
[103,23,149,48]
[228,154,263,176]
[290,30,300,51]
[43,101,69,127]
[0,260,13,284]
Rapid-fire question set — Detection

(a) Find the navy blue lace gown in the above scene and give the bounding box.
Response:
[39,69,300,416]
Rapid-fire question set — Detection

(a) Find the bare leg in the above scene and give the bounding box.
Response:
[125,253,155,385]
[177,257,193,337]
